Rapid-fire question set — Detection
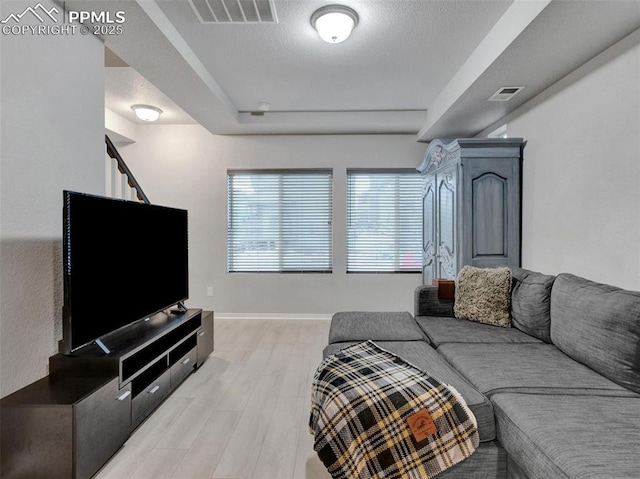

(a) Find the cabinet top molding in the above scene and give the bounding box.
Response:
[417,138,526,174]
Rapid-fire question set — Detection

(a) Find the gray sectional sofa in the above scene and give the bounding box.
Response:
[323,269,640,478]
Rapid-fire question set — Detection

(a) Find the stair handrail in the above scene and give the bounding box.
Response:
[105,135,150,204]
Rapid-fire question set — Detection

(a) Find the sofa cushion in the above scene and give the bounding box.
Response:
[437,343,639,398]
[454,266,512,327]
[510,267,555,343]
[551,273,640,394]
[323,341,496,442]
[328,311,424,344]
[493,393,640,479]
[431,441,506,479]
[415,316,542,348]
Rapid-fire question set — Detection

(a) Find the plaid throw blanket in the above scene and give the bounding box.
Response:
[310,341,479,479]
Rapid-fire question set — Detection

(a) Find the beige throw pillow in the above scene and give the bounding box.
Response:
[454,266,512,327]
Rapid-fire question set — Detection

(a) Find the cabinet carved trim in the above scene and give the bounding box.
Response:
[422,177,436,277]
[438,241,456,278]
[417,139,460,174]
[423,245,434,267]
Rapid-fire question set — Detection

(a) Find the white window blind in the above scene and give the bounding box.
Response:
[227,170,333,272]
[347,169,422,273]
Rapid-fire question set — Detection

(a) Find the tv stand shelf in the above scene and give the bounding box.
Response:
[53,309,202,385]
[2,309,214,479]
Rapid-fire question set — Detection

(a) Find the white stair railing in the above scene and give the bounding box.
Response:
[104,135,149,203]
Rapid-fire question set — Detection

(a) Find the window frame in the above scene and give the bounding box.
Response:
[226,169,333,274]
[346,168,423,274]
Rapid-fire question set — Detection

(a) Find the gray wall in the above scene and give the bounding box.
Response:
[120,130,426,317]
[0,1,105,396]
[481,28,640,290]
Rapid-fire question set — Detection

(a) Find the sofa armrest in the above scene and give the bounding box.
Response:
[414,285,455,318]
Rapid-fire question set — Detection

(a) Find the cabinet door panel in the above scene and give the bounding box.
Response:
[170,346,197,388]
[473,173,507,256]
[422,176,436,283]
[1,406,73,479]
[132,369,171,429]
[462,157,520,268]
[75,378,131,479]
[437,168,457,279]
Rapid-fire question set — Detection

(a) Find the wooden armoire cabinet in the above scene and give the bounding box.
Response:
[416,138,525,284]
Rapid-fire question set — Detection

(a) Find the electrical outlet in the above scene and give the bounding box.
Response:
[206,286,214,297]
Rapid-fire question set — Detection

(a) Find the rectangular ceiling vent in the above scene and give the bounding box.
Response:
[189,0,277,23]
[487,86,525,102]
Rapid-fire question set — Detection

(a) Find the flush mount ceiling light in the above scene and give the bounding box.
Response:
[131,104,163,122]
[311,5,358,44]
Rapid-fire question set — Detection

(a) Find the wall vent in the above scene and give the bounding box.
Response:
[189,0,277,23]
[487,86,524,102]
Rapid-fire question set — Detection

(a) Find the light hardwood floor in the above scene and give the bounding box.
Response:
[94,319,332,479]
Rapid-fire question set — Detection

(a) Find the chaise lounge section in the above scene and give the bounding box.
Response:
[321,269,640,478]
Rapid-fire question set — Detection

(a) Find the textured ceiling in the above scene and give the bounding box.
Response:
[87,0,640,137]
[155,0,513,112]
[105,67,197,125]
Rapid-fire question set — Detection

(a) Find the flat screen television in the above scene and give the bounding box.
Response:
[62,191,189,353]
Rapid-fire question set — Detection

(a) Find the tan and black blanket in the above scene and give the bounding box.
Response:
[309,341,479,479]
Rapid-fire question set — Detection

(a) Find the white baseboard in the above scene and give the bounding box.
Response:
[215,313,332,321]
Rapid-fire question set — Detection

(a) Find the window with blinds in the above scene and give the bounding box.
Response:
[347,169,422,273]
[227,170,333,272]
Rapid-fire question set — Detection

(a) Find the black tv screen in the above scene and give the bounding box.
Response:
[63,191,188,353]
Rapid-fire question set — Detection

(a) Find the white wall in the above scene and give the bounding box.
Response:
[0,1,105,396]
[482,28,640,290]
[120,131,426,317]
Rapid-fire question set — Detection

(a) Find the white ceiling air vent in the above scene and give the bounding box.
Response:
[189,0,277,23]
[487,86,525,102]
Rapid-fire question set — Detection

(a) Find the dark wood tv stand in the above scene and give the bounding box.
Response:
[1,309,214,479]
